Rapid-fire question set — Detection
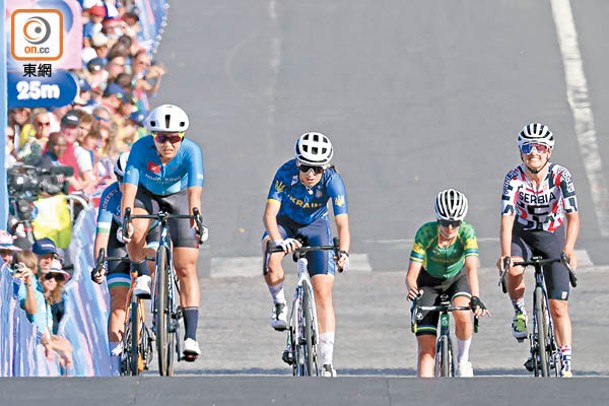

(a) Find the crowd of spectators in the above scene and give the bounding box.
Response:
[2,0,169,374]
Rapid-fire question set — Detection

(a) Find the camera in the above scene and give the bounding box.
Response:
[13,262,26,277]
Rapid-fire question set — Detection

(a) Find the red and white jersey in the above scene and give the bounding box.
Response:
[501,163,578,232]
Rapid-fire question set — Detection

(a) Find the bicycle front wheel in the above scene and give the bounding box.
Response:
[534,286,550,377]
[155,245,174,376]
[302,282,319,376]
[130,299,140,375]
[438,335,450,377]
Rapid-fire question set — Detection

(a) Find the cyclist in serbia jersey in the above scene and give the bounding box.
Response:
[497,123,579,377]
[121,104,207,361]
[406,189,489,378]
[263,132,350,378]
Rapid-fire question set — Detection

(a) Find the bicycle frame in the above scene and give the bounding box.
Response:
[264,237,341,377]
[122,208,204,376]
[499,254,577,377]
[93,249,152,376]
[413,297,475,377]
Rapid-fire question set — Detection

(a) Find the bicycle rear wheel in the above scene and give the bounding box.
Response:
[302,282,319,376]
[121,301,135,376]
[130,299,140,375]
[155,245,174,376]
[534,286,550,377]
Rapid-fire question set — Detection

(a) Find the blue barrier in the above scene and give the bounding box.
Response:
[0,206,111,377]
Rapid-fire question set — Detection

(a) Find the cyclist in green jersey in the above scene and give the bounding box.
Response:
[405,189,489,377]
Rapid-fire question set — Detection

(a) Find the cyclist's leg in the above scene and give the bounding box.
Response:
[413,272,441,377]
[447,273,474,376]
[128,188,155,296]
[106,243,130,374]
[301,217,337,370]
[508,229,530,339]
[262,218,292,331]
[164,190,202,358]
[532,226,572,375]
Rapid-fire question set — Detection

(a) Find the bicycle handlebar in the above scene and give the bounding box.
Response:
[263,237,342,275]
[122,207,207,244]
[498,253,578,290]
[91,247,131,281]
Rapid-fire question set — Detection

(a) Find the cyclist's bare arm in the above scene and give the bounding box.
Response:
[563,211,580,270]
[405,261,423,300]
[498,214,516,272]
[464,256,481,297]
[92,231,110,283]
[120,183,138,220]
[262,200,283,243]
[335,213,350,253]
[187,186,203,228]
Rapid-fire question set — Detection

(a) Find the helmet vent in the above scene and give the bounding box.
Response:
[164,114,171,129]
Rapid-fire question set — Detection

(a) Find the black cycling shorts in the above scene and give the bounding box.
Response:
[511,223,570,300]
[413,269,471,337]
[134,186,198,249]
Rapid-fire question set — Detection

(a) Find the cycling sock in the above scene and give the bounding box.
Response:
[131,259,150,277]
[319,332,335,366]
[457,337,472,364]
[512,298,526,314]
[109,341,121,376]
[268,282,286,304]
[183,307,199,340]
[560,345,572,362]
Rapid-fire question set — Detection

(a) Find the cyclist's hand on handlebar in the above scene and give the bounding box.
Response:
[334,250,349,273]
[120,223,134,243]
[470,296,491,318]
[91,264,107,284]
[406,285,421,301]
[562,251,577,270]
[274,238,301,253]
[189,224,209,244]
[496,255,512,274]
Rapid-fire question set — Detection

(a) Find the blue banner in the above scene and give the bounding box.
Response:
[7,69,78,109]
[1,0,7,230]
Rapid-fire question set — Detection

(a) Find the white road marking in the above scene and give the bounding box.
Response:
[551,0,609,236]
[211,253,372,278]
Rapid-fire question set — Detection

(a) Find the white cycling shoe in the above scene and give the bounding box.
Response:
[321,364,337,377]
[456,361,474,377]
[133,275,151,299]
[271,302,288,331]
[183,338,201,361]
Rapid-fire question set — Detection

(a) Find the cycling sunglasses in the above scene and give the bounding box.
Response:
[43,272,65,282]
[153,132,184,144]
[520,143,549,154]
[298,164,325,175]
[438,219,462,228]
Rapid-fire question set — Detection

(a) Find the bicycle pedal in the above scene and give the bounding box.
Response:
[282,350,294,365]
[517,338,526,343]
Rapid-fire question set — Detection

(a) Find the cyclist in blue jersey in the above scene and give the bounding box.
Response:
[263,132,351,378]
[92,152,150,374]
[121,104,207,361]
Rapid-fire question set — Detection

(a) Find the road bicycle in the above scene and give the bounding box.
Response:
[122,207,205,376]
[263,237,342,376]
[93,248,153,376]
[411,294,479,377]
[499,254,577,377]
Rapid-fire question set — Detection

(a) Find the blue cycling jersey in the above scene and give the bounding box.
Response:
[96,181,122,233]
[267,159,348,225]
[123,136,205,196]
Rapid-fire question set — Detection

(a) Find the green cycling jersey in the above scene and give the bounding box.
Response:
[409,221,479,279]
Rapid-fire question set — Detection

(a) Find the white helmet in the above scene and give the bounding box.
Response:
[114,152,129,178]
[434,189,468,221]
[294,132,334,165]
[146,104,189,133]
[517,123,554,150]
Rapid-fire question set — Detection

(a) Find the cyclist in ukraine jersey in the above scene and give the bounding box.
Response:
[123,136,204,195]
[267,158,348,225]
[501,163,578,232]
[409,220,479,279]
[406,189,489,378]
[263,132,351,378]
[497,123,579,378]
[120,104,207,361]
